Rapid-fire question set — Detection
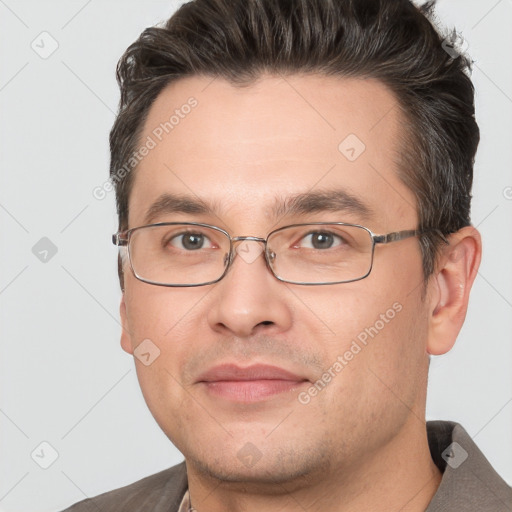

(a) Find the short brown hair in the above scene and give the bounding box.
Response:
[110,0,479,288]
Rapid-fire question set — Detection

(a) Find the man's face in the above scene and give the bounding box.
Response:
[120,74,430,484]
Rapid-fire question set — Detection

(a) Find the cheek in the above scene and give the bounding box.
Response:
[123,284,198,401]
[124,279,207,342]
[290,284,403,353]
[299,279,428,396]
[311,291,428,443]
[353,290,429,417]
[123,285,200,436]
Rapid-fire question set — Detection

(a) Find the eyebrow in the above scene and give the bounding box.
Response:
[142,189,374,226]
[143,194,219,225]
[273,189,374,221]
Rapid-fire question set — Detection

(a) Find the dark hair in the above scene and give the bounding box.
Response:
[110,0,479,288]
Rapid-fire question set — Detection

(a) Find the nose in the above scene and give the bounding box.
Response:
[207,239,293,338]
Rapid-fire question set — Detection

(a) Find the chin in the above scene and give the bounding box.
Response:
[186,442,331,489]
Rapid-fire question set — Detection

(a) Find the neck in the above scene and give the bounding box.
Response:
[185,416,442,512]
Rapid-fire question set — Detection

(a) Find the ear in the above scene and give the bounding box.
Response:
[426,226,482,355]
[120,293,134,355]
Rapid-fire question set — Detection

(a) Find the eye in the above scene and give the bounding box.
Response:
[168,232,214,250]
[298,231,345,250]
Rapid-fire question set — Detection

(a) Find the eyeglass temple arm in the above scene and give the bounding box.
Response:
[373,229,449,245]
[373,229,423,244]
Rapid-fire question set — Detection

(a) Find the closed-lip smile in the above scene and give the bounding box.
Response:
[196,363,309,402]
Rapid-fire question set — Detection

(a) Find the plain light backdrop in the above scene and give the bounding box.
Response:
[0,1,511,511]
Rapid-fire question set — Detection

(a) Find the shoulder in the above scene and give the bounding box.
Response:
[427,421,512,511]
[59,461,188,512]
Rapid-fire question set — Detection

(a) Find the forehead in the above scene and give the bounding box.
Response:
[128,74,417,231]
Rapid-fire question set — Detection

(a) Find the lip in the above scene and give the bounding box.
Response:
[196,363,307,383]
[196,363,309,402]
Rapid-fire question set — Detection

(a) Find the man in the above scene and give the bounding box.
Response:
[62,0,511,510]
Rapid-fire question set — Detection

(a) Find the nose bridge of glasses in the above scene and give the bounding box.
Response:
[231,235,266,244]
[227,235,274,268]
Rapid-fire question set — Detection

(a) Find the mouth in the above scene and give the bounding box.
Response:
[196,363,309,402]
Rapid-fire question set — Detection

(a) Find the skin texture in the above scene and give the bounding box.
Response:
[119,74,481,511]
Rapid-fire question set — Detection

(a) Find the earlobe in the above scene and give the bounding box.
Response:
[426,226,482,356]
[120,294,134,355]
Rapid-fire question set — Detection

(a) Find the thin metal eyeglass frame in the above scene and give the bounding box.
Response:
[112,221,425,287]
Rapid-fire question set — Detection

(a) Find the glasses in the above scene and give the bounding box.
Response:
[112,222,423,287]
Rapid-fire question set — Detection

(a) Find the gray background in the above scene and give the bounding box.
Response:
[0,1,511,511]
